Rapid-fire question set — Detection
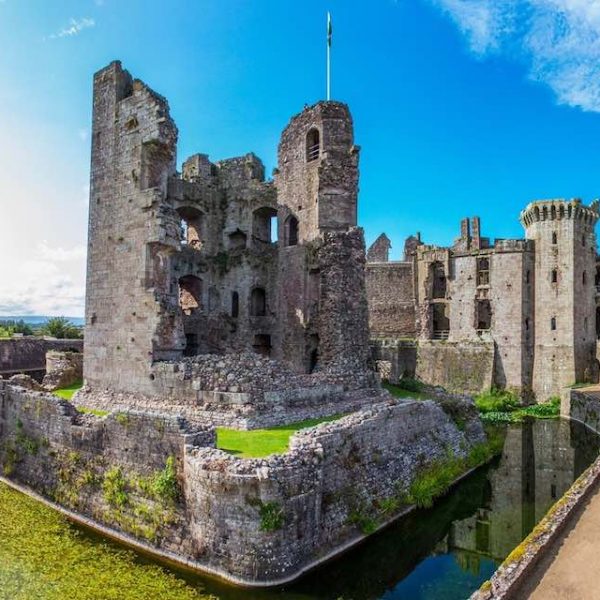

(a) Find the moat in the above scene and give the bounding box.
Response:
[1,418,597,600]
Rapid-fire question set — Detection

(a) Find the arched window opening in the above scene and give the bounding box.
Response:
[551,205,557,220]
[552,232,557,245]
[477,257,490,286]
[253,334,272,357]
[177,207,203,249]
[431,262,447,299]
[525,318,530,331]
[583,271,587,285]
[551,317,557,331]
[306,128,320,162]
[252,207,278,244]
[179,275,202,315]
[228,229,247,250]
[250,287,267,317]
[582,234,586,247]
[551,269,558,283]
[231,291,239,318]
[526,270,531,284]
[285,215,299,247]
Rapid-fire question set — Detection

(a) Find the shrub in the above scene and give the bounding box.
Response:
[517,398,560,419]
[474,388,520,413]
[103,466,128,508]
[258,501,284,532]
[348,510,378,534]
[151,456,179,503]
[397,378,423,392]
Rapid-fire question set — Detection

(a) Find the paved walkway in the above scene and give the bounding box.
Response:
[518,480,600,599]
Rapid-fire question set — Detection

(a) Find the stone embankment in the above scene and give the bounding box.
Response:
[0,377,485,585]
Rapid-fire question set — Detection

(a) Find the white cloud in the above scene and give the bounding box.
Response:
[0,258,85,317]
[50,17,95,39]
[430,0,600,111]
[37,242,86,262]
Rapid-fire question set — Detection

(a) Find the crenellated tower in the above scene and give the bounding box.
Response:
[520,199,599,399]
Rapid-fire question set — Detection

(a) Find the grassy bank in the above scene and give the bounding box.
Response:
[474,389,560,424]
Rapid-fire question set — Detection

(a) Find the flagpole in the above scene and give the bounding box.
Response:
[326,12,331,101]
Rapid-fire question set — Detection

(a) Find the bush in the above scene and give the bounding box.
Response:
[475,388,520,413]
[103,466,128,508]
[397,378,423,392]
[151,456,179,503]
[258,501,284,532]
[517,397,560,419]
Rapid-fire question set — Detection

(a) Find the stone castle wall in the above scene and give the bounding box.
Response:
[0,379,484,585]
[365,262,416,338]
[416,341,495,394]
[367,203,599,401]
[0,338,83,379]
[84,62,372,401]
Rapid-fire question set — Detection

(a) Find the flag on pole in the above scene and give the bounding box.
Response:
[326,12,332,100]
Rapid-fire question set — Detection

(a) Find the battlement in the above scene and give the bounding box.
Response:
[520,198,600,227]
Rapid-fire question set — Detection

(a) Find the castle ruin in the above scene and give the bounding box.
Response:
[81,61,375,426]
[367,201,600,400]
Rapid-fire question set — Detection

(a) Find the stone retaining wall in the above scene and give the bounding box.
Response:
[0,338,83,378]
[416,340,495,394]
[0,379,485,585]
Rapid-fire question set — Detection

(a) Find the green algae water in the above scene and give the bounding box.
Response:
[1,418,598,600]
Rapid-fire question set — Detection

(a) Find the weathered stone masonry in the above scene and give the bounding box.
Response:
[0,379,484,584]
[367,202,600,401]
[82,61,374,425]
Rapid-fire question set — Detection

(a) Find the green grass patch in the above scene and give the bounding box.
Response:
[216,415,344,458]
[383,381,427,400]
[77,406,109,417]
[53,380,83,401]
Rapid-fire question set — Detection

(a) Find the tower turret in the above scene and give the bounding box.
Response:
[520,198,599,399]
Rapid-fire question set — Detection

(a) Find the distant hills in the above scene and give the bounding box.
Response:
[0,316,84,327]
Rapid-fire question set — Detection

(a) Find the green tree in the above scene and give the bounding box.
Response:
[41,317,82,339]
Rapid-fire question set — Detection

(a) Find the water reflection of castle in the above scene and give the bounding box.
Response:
[442,420,599,564]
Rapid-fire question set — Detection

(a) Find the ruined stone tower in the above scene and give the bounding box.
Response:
[84,63,371,400]
[85,62,182,395]
[521,199,599,399]
[274,102,366,373]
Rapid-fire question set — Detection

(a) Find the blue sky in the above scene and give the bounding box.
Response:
[1,0,600,316]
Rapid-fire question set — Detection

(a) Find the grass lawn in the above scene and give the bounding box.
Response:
[217,415,344,458]
[383,382,427,400]
[53,380,83,400]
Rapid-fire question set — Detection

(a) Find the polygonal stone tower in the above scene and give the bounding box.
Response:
[520,199,599,400]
